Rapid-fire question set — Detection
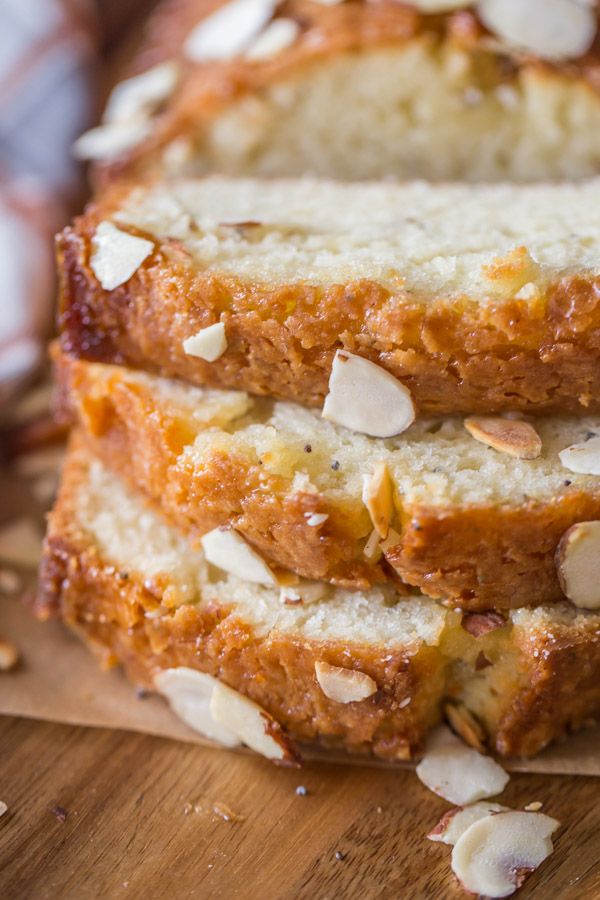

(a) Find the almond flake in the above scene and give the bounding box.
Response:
[210,681,302,765]
[315,661,377,703]
[91,222,154,291]
[445,702,487,752]
[0,638,19,672]
[154,668,241,746]
[416,736,509,805]
[103,62,180,125]
[428,801,509,845]
[72,119,153,161]
[412,0,474,9]
[0,801,7,818]
[184,0,276,62]
[524,801,543,812]
[461,610,506,638]
[305,513,328,527]
[451,810,559,897]
[363,528,383,561]
[0,568,22,596]
[183,323,228,362]
[362,461,394,539]
[245,18,300,59]
[559,435,600,475]
[464,416,542,459]
[322,351,415,438]
[0,517,43,568]
[555,520,600,609]
[201,527,277,585]
[477,0,595,61]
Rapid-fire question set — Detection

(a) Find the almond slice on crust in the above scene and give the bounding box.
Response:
[363,461,394,539]
[461,610,507,638]
[451,810,559,898]
[428,801,509,845]
[210,681,302,765]
[103,62,180,125]
[245,18,300,60]
[91,222,154,291]
[72,119,153,162]
[154,668,240,747]
[559,435,600,476]
[184,0,276,62]
[478,0,595,62]
[464,416,542,459]
[183,322,228,362]
[315,661,377,703]
[201,527,277,585]
[416,737,509,806]
[322,351,415,438]
[555,520,600,609]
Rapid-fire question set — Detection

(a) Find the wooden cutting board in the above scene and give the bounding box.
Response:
[1,715,600,899]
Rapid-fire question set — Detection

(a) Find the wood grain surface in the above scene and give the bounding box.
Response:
[1,715,599,900]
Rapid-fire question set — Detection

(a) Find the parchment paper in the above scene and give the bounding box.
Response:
[2,594,600,775]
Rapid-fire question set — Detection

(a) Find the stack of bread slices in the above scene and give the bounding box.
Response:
[39,0,600,767]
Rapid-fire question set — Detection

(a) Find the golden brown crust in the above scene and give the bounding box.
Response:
[99,0,600,185]
[59,198,600,420]
[57,352,600,610]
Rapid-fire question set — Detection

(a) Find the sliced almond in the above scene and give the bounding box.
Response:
[363,528,383,561]
[478,0,595,61]
[91,222,154,291]
[201,527,277,585]
[555,520,600,609]
[362,461,394,539]
[210,681,302,765]
[72,119,153,161]
[416,737,509,806]
[464,416,542,459]
[0,801,7,818]
[428,801,509,845]
[445,703,487,752]
[322,351,415,438]
[154,667,240,747]
[0,517,43,568]
[0,638,19,672]
[245,18,300,59]
[461,610,506,638]
[184,0,276,62]
[524,801,543,812]
[559,435,600,475]
[451,810,559,898]
[0,568,22,596]
[412,0,474,9]
[103,62,180,125]
[315,661,377,703]
[183,323,228,362]
[305,512,328,527]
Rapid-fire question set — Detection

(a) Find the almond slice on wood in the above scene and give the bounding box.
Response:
[0,801,7,818]
[363,461,394,539]
[416,737,509,805]
[201,527,277,585]
[210,681,302,765]
[559,436,600,475]
[464,416,542,459]
[184,0,276,62]
[0,638,19,672]
[451,810,559,898]
[154,668,241,747]
[555,521,600,609]
[478,0,595,62]
[322,351,415,438]
[445,703,487,752]
[428,801,509,845]
[183,323,228,362]
[315,661,377,703]
[91,222,154,291]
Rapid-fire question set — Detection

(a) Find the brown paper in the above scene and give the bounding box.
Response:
[2,594,600,775]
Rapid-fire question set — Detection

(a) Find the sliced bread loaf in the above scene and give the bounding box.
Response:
[77,0,600,183]
[59,175,600,418]
[37,434,600,759]
[58,353,600,610]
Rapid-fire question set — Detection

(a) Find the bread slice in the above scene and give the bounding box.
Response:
[37,434,600,759]
[59,175,600,418]
[58,353,600,610]
[79,0,600,184]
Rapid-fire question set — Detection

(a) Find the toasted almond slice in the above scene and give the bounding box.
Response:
[91,222,154,291]
[315,661,377,703]
[201,527,277,585]
[72,119,153,161]
[322,351,415,438]
[559,435,600,475]
[154,667,240,747]
[183,323,228,362]
[0,517,43,568]
[184,0,276,62]
[362,461,394,539]
[428,801,509,845]
[363,528,383,561]
[0,801,7,817]
[451,811,559,898]
[416,739,509,806]
[461,610,506,638]
[210,681,302,765]
[0,638,19,672]
[478,0,595,61]
[464,416,542,459]
[103,62,180,125]
[555,520,600,609]
[245,18,300,59]
[445,703,487,752]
